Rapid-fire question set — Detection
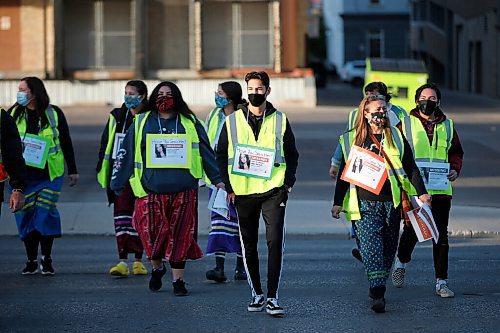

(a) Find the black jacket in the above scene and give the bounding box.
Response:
[0,109,26,202]
[96,105,135,204]
[215,101,299,194]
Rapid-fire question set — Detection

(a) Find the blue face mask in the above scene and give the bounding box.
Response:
[124,95,142,109]
[215,94,229,108]
[17,91,30,106]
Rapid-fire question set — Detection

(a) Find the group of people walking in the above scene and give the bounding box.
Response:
[0,72,462,317]
[331,81,463,313]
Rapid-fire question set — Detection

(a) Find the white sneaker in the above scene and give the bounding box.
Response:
[436,282,455,298]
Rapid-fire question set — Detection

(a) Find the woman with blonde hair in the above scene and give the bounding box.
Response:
[331,94,430,313]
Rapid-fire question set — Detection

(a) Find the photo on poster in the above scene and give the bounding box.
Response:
[231,144,275,180]
[145,134,191,168]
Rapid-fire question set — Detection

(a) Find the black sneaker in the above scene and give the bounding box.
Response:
[371,298,386,313]
[172,279,188,296]
[40,257,55,275]
[206,268,227,283]
[266,298,285,317]
[22,260,38,275]
[149,264,166,292]
[247,294,265,312]
[234,269,247,281]
[351,248,363,263]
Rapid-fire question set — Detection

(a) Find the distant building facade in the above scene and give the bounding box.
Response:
[323,0,410,74]
[410,0,500,97]
[0,0,309,80]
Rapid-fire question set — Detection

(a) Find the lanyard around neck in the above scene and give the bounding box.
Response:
[157,113,178,134]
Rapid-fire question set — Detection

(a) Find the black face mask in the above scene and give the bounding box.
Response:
[368,112,388,128]
[248,93,266,107]
[417,100,438,115]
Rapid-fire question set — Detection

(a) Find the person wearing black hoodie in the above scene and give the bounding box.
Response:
[216,71,299,317]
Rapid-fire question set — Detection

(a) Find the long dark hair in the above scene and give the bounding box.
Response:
[149,81,196,123]
[220,81,244,107]
[11,77,51,129]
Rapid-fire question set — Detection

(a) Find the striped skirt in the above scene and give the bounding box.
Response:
[113,183,143,255]
[13,176,63,240]
[206,188,242,254]
[132,188,203,262]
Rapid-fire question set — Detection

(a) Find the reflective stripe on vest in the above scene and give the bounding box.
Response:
[129,112,203,198]
[402,115,453,195]
[97,114,117,188]
[226,109,287,195]
[339,127,405,221]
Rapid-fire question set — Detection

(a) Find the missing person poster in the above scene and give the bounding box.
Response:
[145,134,191,168]
[341,145,388,194]
[231,144,275,180]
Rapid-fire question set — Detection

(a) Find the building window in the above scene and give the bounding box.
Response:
[367,29,384,58]
[201,1,273,69]
[147,0,190,70]
[429,2,445,30]
[63,0,135,72]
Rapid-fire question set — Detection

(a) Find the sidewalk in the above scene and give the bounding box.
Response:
[1,200,499,237]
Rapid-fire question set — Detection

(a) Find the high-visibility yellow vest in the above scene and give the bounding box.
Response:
[226,109,287,195]
[401,115,453,195]
[12,106,64,181]
[96,114,118,188]
[203,107,223,185]
[339,127,406,220]
[129,111,203,198]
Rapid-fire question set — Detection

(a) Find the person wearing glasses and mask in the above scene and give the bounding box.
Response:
[329,82,408,263]
[331,94,429,313]
[391,83,464,298]
[97,80,149,277]
[215,71,299,317]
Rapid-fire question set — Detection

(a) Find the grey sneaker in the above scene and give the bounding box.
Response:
[247,294,265,312]
[436,283,455,298]
[392,267,405,288]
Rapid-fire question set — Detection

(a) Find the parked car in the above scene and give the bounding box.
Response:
[340,60,365,87]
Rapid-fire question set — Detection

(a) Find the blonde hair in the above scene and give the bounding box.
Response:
[353,95,394,148]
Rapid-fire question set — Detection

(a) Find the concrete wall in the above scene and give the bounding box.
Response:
[0,77,317,108]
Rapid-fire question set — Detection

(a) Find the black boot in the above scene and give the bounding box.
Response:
[369,285,386,313]
[149,263,166,291]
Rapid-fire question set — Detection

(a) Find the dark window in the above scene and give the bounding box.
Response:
[429,2,445,30]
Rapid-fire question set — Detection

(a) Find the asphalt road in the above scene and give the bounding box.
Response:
[1,235,499,332]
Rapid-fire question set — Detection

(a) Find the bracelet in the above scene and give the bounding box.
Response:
[12,189,24,194]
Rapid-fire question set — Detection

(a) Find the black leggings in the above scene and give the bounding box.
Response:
[235,187,288,299]
[23,231,54,261]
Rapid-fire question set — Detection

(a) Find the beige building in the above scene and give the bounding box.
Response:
[410,0,500,98]
[0,0,309,80]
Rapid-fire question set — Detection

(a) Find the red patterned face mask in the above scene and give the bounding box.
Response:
[156,95,174,112]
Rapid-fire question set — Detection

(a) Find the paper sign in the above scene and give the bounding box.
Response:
[112,133,126,159]
[207,188,230,220]
[416,162,450,191]
[22,134,51,169]
[341,145,388,194]
[231,144,275,180]
[145,134,191,169]
[408,204,439,243]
